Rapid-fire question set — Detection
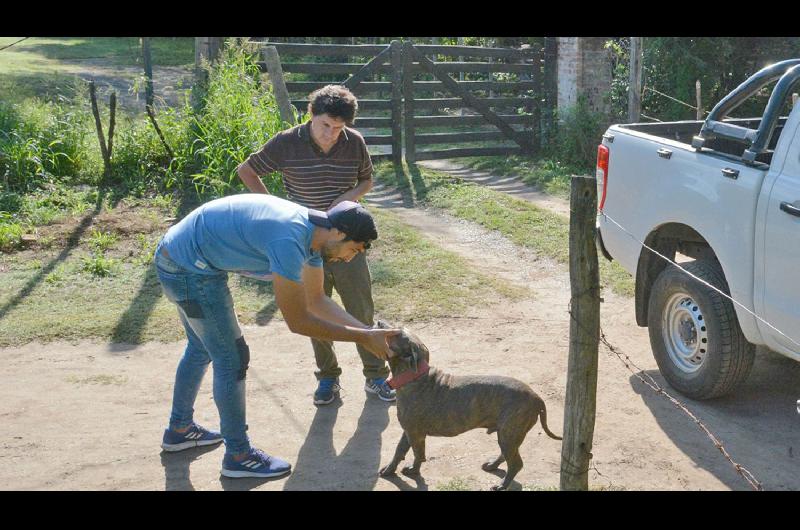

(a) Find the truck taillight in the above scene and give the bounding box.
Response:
[596,144,610,212]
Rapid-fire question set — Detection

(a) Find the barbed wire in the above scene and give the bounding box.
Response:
[565,298,764,491]
[600,212,800,351]
[639,113,663,123]
[644,85,709,116]
[0,37,30,52]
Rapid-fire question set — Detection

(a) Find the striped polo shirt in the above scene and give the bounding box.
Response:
[244,121,373,210]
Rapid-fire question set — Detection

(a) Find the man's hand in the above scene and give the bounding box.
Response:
[360,328,402,361]
[237,162,271,194]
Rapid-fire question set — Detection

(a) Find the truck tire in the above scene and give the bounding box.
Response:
[647,259,755,399]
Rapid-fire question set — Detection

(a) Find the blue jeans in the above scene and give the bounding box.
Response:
[154,245,251,456]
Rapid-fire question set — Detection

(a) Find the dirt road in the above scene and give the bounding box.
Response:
[1,161,798,491]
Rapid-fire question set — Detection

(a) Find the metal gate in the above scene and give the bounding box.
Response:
[255,40,546,165]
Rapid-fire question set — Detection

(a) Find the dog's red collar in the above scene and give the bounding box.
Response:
[387,360,430,390]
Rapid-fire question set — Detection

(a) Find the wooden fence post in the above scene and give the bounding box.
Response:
[263,45,296,126]
[89,81,111,177]
[628,37,643,123]
[696,80,703,120]
[141,37,154,109]
[560,175,600,491]
[390,40,403,165]
[402,41,416,165]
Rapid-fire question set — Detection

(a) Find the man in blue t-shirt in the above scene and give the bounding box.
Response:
[154,194,399,479]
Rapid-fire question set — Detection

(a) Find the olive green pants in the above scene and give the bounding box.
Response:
[312,252,389,381]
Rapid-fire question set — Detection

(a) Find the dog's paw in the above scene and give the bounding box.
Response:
[482,461,499,472]
[401,465,420,477]
[378,464,397,477]
[374,320,391,330]
[490,483,508,491]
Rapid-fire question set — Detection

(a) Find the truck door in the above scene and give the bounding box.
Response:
[761,134,800,357]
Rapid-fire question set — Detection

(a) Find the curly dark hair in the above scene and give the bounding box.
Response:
[307,85,359,125]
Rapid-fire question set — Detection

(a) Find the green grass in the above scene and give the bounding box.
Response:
[457,155,583,199]
[0,199,525,347]
[435,477,474,491]
[86,229,118,253]
[374,161,634,298]
[0,37,194,103]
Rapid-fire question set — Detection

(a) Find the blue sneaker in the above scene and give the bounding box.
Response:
[221,448,292,479]
[161,423,223,452]
[314,377,340,405]
[365,377,396,402]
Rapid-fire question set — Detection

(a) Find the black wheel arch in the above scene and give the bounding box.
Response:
[635,223,721,327]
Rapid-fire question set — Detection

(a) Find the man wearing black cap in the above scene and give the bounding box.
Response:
[237,84,395,406]
[154,193,399,479]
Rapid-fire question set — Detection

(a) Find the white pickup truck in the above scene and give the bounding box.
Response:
[596,59,800,399]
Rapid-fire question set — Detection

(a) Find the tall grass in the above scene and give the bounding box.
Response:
[188,43,285,198]
[0,93,100,192]
[1,39,287,206]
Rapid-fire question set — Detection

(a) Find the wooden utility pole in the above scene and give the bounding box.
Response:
[628,37,643,123]
[141,37,154,109]
[390,40,404,165]
[696,80,703,120]
[560,175,600,491]
[262,45,296,126]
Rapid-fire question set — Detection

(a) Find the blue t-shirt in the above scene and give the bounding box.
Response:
[159,194,323,282]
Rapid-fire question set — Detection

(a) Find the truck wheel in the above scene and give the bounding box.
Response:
[647,260,755,399]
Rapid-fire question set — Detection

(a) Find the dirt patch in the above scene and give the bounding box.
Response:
[61,60,193,112]
[2,179,798,490]
[15,203,172,257]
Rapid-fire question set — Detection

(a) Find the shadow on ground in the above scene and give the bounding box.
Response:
[633,347,800,490]
[0,187,122,325]
[160,444,221,491]
[283,396,391,491]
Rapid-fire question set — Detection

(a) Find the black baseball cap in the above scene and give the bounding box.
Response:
[307,201,378,247]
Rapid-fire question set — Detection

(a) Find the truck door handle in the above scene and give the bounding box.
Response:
[657,148,672,159]
[780,201,800,217]
[721,168,739,179]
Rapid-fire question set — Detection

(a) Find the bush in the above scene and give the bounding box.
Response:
[549,96,608,173]
[0,214,25,252]
[0,39,287,201]
[188,41,285,198]
[0,95,100,192]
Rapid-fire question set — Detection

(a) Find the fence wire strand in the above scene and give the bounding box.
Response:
[0,37,30,52]
[644,85,709,116]
[600,212,800,351]
[579,209,793,490]
[566,299,764,491]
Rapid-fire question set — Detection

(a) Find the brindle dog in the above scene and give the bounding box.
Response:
[376,321,562,491]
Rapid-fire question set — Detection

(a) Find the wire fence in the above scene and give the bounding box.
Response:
[0,37,30,53]
[587,206,800,491]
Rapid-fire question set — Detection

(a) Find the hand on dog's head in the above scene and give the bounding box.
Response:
[375,320,429,375]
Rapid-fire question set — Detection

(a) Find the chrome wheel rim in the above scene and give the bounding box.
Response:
[661,293,709,374]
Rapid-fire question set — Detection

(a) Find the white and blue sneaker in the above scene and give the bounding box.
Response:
[365,377,396,402]
[221,448,292,479]
[161,423,223,452]
[314,377,341,405]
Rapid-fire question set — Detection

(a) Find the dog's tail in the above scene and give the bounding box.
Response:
[539,403,562,441]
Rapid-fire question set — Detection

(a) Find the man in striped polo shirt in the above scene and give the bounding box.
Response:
[237,84,395,406]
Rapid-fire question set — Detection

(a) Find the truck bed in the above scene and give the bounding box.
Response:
[618,117,789,166]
